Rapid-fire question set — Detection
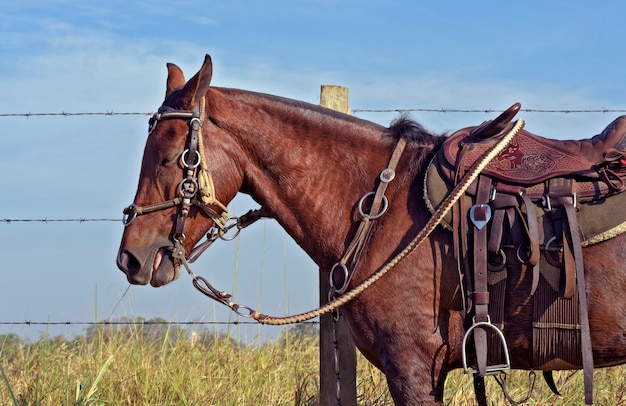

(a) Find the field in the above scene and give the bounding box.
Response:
[1,321,624,405]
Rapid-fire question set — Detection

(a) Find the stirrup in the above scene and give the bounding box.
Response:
[462,317,511,376]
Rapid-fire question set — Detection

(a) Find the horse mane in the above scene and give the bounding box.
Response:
[214,88,445,148]
[216,88,382,129]
[385,114,445,146]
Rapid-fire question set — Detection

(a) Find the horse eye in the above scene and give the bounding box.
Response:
[159,153,179,167]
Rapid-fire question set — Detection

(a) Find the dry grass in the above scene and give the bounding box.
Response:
[0,324,624,405]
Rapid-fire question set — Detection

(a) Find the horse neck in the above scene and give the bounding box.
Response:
[210,88,395,264]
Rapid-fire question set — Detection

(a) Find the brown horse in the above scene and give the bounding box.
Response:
[117,55,626,404]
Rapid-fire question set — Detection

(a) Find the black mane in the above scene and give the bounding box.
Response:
[386,114,445,145]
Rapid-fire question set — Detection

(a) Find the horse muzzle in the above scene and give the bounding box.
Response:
[116,240,181,287]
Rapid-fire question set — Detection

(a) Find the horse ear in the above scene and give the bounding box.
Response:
[178,54,213,107]
[165,63,186,98]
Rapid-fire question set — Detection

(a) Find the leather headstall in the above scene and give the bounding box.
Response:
[122,97,231,264]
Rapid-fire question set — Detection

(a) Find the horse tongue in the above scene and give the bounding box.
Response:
[152,250,163,275]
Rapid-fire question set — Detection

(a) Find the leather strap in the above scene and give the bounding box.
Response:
[331,137,407,294]
[453,143,473,311]
[562,198,594,404]
[547,178,594,404]
[520,193,541,295]
[548,179,577,299]
[349,137,407,268]
[473,176,493,376]
[473,375,488,406]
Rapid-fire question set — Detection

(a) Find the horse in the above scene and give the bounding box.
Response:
[116,54,626,405]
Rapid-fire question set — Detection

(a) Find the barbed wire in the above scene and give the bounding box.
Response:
[0,112,152,118]
[351,107,626,114]
[2,108,626,119]
[3,218,120,223]
[0,320,318,327]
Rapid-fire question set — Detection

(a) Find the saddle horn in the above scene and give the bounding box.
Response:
[470,102,522,140]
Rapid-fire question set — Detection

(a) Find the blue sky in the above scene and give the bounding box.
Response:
[2,1,626,341]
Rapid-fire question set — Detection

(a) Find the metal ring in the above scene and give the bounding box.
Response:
[487,249,507,271]
[543,235,562,267]
[180,149,202,169]
[178,178,199,197]
[516,244,531,264]
[329,262,349,293]
[357,192,389,219]
[189,117,202,128]
[122,204,137,226]
[544,235,557,251]
[218,217,242,241]
[148,113,159,135]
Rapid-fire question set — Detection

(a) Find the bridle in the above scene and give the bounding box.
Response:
[123,96,231,235]
[121,97,266,308]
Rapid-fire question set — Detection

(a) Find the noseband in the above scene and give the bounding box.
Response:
[122,97,231,262]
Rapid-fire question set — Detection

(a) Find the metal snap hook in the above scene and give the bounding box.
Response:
[233,304,256,318]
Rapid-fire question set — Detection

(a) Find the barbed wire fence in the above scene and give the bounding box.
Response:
[2,106,624,331]
[3,108,626,119]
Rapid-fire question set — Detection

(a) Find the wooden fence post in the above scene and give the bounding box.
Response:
[319,85,357,406]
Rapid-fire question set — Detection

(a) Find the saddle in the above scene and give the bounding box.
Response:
[424,103,626,405]
[438,103,626,200]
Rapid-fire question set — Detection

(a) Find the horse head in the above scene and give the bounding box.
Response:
[117,55,245,287]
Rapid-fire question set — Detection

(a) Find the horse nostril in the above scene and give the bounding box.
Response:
[117,250,141,275]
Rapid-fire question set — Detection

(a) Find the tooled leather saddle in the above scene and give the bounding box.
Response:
[424,103,626,405]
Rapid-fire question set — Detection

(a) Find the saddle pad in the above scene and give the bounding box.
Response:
[424,154,626,246]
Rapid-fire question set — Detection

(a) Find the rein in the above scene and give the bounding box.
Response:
[122,99,524,325]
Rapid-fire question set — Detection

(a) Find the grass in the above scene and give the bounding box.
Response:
[0,323,624,405]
